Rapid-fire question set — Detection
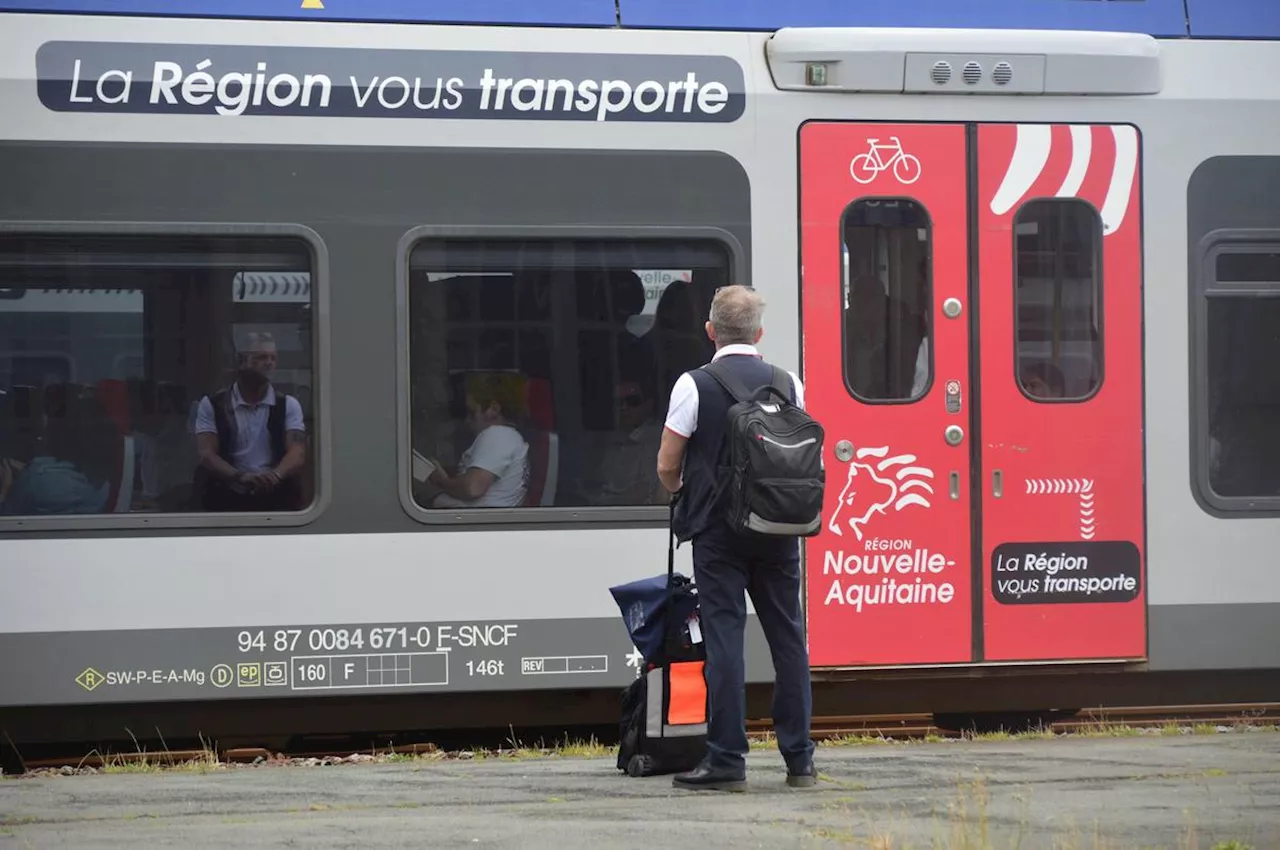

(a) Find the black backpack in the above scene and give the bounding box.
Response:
[700,360,826,537]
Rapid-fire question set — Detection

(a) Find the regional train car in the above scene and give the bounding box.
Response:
[1,0,1278,746]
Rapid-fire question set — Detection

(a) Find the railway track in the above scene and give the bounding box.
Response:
[8,703,1279,773]
[15,701,1280,773]
[752,702,1280,742]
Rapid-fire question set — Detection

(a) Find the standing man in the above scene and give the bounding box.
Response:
[656,285,816,792]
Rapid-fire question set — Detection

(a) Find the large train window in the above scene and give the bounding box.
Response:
[840,199,932,403]
[404,237,729,514]
[1202,246,1280,501]
[0,233,318,522]
[1013,199,1103,402]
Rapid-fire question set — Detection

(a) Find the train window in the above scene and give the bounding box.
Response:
[841,199,932,403]
[405,238,729,512]
[1013,199,1103,401]
[1203,248,1280,501]
[0,233,317,520]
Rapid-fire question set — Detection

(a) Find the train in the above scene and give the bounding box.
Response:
[2,0,1279,752]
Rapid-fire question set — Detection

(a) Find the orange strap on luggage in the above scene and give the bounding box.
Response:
[666,660,707,725]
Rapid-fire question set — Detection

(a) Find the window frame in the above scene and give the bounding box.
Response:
[1191,227,1280,517]
[0,220,331,533]
[1010,197,1106,405]
[394,224,746,527]
[837,196,935,406]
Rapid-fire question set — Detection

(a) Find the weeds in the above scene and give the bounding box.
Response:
[13,716,1278,779]
[73,731,223,775]
[801,773,1258,850]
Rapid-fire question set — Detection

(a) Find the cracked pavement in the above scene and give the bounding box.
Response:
[2,732,1278,848]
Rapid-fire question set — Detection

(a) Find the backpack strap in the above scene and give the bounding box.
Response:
[700,360,753,405]
[768,365,796,405]
[210,389,234,460]
[267,393,288,464]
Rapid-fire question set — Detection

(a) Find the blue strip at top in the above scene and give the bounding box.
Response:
[0,0,619,27]
[619,0,1189,38]
[5,0,1278,39]
[1186,0,1280,38]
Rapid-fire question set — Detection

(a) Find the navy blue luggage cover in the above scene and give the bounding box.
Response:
[609,572,697,666]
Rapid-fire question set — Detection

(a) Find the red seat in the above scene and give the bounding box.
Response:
[96,379,132,435]
[522,378,558,507]
[95,379,135,512]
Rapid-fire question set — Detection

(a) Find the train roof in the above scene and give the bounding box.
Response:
[1,0,1278,40]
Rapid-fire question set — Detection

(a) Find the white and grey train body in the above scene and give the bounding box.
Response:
[0,0,1277,737]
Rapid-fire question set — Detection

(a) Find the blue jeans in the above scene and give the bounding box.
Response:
[691,528,814,774]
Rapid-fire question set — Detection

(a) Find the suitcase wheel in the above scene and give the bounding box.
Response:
[625,754,654,777]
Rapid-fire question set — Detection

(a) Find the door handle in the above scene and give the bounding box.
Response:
[950,471,960,500]
[992,469,1003,498]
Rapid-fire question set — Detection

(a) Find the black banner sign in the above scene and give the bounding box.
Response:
[991,541,1142,605]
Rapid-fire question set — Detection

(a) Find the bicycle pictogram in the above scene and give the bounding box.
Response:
[849,136,922,185]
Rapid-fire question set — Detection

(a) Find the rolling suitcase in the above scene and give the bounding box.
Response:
[612,503,708,777]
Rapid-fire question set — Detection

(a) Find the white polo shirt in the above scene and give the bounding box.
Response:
[664,344,806,438]
[432,424,529,508]
[194,383,305,473]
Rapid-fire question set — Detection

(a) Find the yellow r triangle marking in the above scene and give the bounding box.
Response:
[301,0,324,8]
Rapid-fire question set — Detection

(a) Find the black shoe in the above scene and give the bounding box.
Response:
[786,760,817,788]
[672,761,747,792]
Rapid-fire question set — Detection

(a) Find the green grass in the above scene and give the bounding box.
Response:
[791,773,1259,850]
[11,717,1277,778]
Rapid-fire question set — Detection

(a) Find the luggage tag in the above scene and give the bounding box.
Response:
[687,613,703,644]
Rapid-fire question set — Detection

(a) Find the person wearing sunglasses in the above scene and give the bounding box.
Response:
[569,377,665,507]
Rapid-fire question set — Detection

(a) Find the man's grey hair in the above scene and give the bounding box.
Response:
[236,331,277,364]
[709,285,764,345]
[238,331,277,354]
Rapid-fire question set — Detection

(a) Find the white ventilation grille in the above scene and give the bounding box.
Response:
[931,60,952,85]
[993,61,1014,85]
[232,272,311,303]
[962,61,983,85]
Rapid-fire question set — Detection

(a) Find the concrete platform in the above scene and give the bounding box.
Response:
[3,731,1279,848]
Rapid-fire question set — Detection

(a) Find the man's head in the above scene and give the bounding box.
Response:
[705,285,765,348]
[1021,360,1067,399]
[614,379,654,432]
[236,332,278,392]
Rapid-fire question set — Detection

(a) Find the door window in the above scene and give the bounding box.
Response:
[842,199,932,403]
[1013,199,1103,402]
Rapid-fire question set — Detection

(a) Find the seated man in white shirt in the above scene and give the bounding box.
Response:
[193,332,306,512]
[426,372,530,509]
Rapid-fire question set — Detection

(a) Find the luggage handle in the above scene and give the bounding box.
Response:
[663,495,690,656]
[667,497,676,584]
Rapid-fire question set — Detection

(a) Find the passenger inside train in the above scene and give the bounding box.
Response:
[406,238,721,511]
[193,331,308,513]
[0,391,114,515]
[421,371,532,509]
[565,374,666,507]
[1020,361,1068,400]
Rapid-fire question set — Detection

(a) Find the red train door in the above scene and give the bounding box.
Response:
[799,122,975,667]
[976,123,1147,662]
[799,121,1147,669]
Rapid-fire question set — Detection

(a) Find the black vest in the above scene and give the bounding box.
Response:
[197,385,303,512]
[672,353,796,545]
[210,387,288,466]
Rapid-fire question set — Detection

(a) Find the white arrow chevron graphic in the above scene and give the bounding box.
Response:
[1024,478,1097,540]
